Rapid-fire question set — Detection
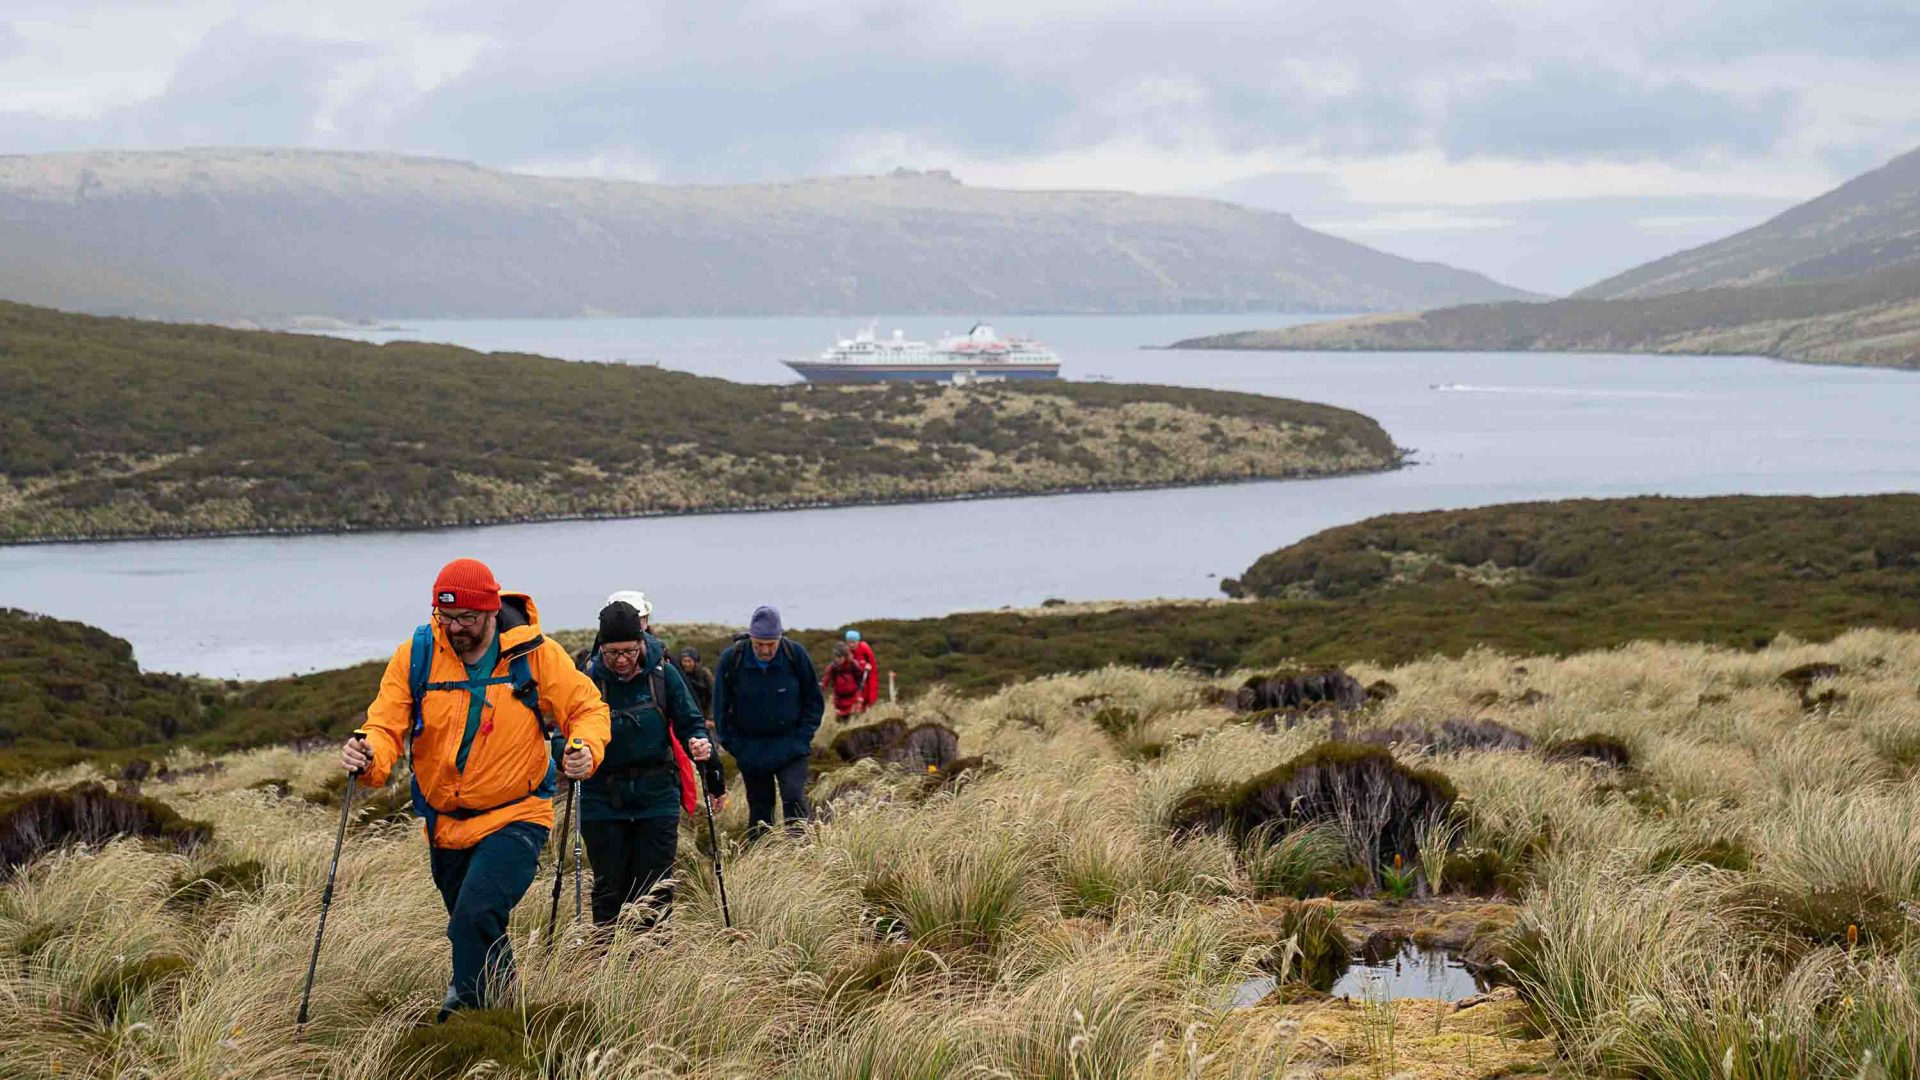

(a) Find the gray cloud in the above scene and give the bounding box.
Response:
[3,0,1918,290]
[2,2,1915,177]
[1438,72,1796,161]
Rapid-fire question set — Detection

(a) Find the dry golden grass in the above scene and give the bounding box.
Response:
[4,628,1919,1077]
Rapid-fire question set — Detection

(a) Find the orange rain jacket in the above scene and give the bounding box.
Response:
[360,593,611,850]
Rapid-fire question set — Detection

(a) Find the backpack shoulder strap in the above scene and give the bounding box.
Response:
[649,662,677,726]
[501,635,556,739]
[408,625,434,735]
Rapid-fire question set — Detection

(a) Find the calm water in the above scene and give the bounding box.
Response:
[6,313,1919,678]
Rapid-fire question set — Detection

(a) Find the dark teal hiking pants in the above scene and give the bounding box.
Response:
[429,820,548,1009]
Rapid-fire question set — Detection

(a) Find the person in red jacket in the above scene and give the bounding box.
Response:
[822,641,873,723]
[844,629,880,710]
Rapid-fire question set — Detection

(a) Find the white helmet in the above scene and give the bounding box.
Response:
[606,589,652,619]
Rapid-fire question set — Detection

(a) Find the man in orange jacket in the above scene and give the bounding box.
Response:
[341,558,609,1016]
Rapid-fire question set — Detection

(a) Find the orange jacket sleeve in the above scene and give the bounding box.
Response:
[536,638,610,773]
[359,643,414,788]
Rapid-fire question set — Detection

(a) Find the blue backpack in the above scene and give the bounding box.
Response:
[405,624,559,841]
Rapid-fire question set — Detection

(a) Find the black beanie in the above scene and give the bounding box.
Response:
[598,601,645,645]
[679,645,700,662]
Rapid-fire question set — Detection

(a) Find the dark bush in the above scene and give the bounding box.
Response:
[1436,718,1534,754]
[831,719,908,764]
[0,783,212,873]
[1541,734,1632,769]
[893,723,960,772]
[1778,662,1842,689]
[1234,669,1367,714]
[1170,742,1457,874]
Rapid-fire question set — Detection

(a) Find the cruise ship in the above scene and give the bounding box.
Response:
[785,323,1062,383]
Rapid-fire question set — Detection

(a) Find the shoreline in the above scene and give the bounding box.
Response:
[1,454,1410,548]
[1160,329,1920,375]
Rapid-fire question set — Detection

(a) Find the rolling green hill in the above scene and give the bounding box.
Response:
[12,494,1919,777]
[0,300,1399,542]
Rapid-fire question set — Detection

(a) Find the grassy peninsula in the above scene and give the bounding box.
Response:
[1168,260,1920,370]
[0,301,1399,542]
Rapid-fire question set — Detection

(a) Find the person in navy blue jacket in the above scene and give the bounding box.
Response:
[713,605,824,838]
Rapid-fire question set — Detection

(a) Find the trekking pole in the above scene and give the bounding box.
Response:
[297,728,364,1035]
[570,750,584,922]
[697,761,733,929]
[547,738,583,942]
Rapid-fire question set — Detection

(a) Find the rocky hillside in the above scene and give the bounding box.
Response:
[0,149,1530,321]
[1580,145,1920,299]
[0,301,1400,542]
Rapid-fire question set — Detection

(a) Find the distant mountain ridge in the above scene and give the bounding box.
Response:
[1175,145,1920,370]
[1580,146,1920,299]
[0,149,1530,321]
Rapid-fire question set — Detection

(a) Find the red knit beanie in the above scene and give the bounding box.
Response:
[432,558,501,611]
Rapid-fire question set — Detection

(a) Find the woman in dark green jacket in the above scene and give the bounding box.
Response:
[580,601,715,927]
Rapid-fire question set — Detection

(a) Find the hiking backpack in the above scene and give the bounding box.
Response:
[587,648,701,815]
[406,624,560,840]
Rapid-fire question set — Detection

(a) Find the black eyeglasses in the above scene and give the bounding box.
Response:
[435,609,488,630]
[601,645,644,661]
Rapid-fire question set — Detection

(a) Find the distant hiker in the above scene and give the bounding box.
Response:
[678,645,715,719]
[822,641,873,723]
[580,600,719,928]
[713,605,824,839]
[341,558,608,1017]
[845,629,881,710]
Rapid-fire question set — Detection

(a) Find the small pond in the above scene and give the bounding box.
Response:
[1230,941,1490,1008]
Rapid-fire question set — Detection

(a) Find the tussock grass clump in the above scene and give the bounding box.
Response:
[386,1002,594,1079]
[1171,742,1458,885]
[1234,668,1367,714]
[830,718,907,763]
[0,781,211,871]
[164,857,267,912]
[1540,732,1632,768]
[827,718,960,772]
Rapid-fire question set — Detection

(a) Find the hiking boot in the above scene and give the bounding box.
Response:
[435,983,460,1024]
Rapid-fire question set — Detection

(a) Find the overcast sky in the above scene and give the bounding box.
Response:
[4,0,1918,293]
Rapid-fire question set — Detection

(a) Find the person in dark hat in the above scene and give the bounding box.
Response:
[577,600,716,927]
[677,645,715,719]
[712,605,823,839]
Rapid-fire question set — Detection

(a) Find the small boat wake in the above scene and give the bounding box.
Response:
[1430,383,1696,399]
